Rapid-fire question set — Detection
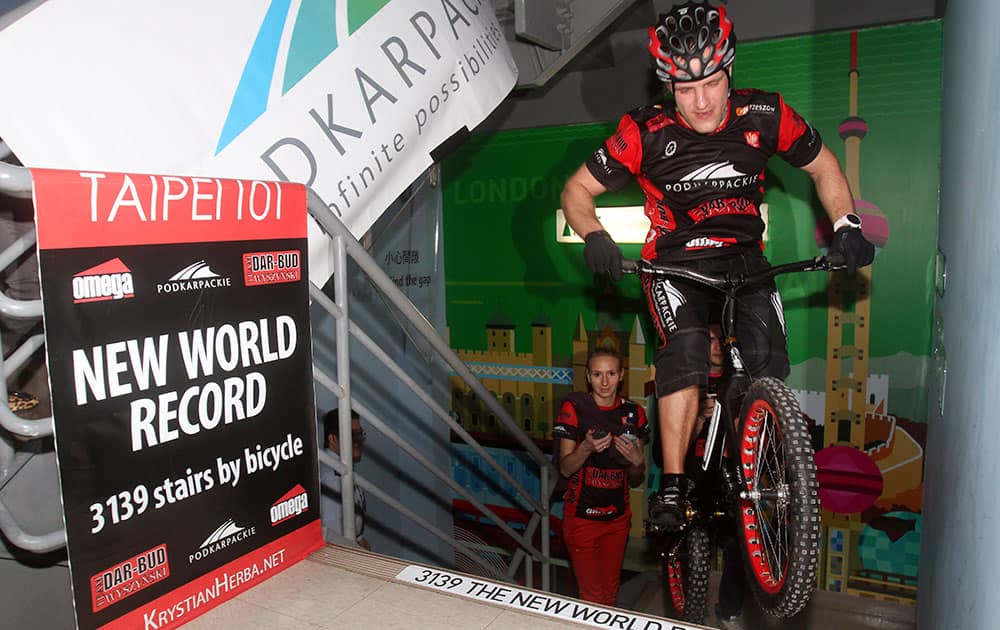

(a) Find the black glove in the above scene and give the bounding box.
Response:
[829,215,875,275]
[583,230,624,282]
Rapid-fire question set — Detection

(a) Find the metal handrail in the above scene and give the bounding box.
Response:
[317,427,507,582]
[317,447,508,581]
[0,160,31,198]
[307,188,551,466]
[305,187,554,589]
[0,161,61,550]
[310,283,543,515]
[0,491,65,553]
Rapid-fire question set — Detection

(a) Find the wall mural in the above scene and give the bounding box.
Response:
[442,21,940,604]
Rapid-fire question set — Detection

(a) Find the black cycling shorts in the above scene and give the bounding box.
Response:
[642,251,790,397]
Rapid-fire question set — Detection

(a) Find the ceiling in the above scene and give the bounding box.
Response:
[495,0,941,89]
[0,1,941,90]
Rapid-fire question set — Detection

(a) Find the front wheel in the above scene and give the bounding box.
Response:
[663,528,711,623]
[736,377,819,618]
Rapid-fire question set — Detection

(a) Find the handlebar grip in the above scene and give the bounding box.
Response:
[824,252,848,271]
[622,259,640,275]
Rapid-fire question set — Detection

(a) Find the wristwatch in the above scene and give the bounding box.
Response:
[833,213,862,231]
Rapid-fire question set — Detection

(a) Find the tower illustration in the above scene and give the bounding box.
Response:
[821,31,875,594]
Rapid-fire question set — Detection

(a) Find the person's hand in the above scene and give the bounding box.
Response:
[613,434,644,467]
[584,429,613,453]
[829,214,875,275]
[583,230,624,281]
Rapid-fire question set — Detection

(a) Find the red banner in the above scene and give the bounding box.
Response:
[101,522,321,630]
[32,169,306,249]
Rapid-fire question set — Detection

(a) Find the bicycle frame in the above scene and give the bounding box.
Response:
[626,254,843,621]
[625,255,841,508]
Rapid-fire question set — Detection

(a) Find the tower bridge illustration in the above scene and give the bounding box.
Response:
[448,310,652,442]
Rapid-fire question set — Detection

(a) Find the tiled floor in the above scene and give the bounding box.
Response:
[620,569,917,630]
[191,544,917,630]
[190,545,692,629]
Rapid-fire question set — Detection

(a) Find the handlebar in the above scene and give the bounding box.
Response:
[622,254,847,292]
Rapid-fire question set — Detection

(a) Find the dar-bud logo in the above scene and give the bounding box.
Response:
[72,258,135,304]
[270,484,310,526]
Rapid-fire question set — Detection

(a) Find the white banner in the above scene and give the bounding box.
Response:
[0,0,516,280]
[396,565,698,630]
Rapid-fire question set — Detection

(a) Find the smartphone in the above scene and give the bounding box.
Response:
[591,429,608,439]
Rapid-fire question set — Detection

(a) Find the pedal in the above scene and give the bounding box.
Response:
[685,501,697,522]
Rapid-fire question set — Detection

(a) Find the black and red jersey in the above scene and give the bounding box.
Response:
[552,392,648,521]
[585,89,822,262]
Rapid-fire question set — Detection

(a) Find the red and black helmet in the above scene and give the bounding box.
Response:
[648,1,736,83]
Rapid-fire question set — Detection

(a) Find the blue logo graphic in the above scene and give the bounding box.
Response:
[216,0,389,154]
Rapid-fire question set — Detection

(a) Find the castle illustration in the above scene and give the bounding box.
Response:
[448,311,652,441]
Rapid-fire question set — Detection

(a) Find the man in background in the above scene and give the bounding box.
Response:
[320,407,370,550]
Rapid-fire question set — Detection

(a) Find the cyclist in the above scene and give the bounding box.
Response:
[559,0,874,529]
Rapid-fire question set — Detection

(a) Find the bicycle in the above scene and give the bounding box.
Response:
[622,254,846,623]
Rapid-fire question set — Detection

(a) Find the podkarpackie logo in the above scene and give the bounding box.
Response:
[189,519,256,564]
[217,0,390,153]
[270,484,309,526]
[72,258,135,304]
[157,260,233,294]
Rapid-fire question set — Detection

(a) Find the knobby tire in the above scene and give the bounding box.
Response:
[737,377,819,618]
[664,527,711,623]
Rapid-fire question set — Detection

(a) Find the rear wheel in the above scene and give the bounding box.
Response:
[737,377,819,618]
[663,528,710,623]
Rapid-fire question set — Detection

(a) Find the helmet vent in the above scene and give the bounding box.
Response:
[647,1,736,83]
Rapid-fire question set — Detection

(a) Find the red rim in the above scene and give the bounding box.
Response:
[740,398,788,595]
[667,557,685,616]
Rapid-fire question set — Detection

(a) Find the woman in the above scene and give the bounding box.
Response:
[553,347,648,605]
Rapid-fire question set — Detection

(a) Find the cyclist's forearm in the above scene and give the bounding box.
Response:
[814,171,855,224]
[561,167,608,238]
[803,145,855,223]
[562,189,604,237]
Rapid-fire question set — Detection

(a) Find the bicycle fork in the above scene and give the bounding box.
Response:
[713,336,753,510]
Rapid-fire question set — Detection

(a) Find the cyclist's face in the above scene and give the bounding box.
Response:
[672,70,730,134]
[587,355,623,404]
